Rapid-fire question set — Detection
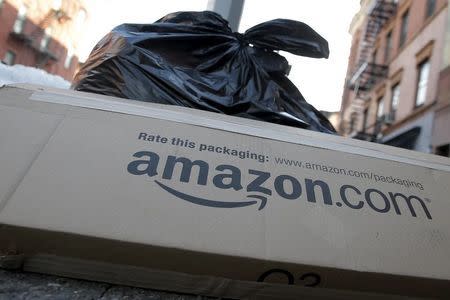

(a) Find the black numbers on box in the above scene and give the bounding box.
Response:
[257,269,321,287]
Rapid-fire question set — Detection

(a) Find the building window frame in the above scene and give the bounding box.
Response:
[384,30,392,63]
[415,59,431,108]
[3,50,16,65]
[362,107,369,132]
[75,8,87,26]
[13,4,27,34]
[425,0,436,19]
[376,95,385,119]
[390,82,401,120]
[349,112,358,134]
[40,27,52,51]
[399,9,409,49]
[372,48,378,64]
[64,47,73,69]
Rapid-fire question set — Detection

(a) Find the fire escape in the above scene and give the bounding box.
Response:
[10,6,70,67]
[347,0,397,141]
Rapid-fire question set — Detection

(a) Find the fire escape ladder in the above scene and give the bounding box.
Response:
[9,5,71,67]
[28,10,56,42]
[348,0,397,97]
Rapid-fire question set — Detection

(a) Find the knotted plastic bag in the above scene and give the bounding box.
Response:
[72,11,335,133]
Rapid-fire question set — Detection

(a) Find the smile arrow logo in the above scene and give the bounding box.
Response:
[155,180,267,210]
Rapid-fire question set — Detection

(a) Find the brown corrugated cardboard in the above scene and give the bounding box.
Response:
[1,85,450,299]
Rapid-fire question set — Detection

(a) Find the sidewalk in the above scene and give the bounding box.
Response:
[0,269,208,300]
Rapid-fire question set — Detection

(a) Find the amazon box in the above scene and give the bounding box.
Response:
[1,85,450,299]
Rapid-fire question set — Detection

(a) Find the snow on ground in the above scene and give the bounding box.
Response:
[0,63,70,89]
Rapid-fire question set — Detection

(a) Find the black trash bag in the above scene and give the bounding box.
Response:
[72,11,336,133]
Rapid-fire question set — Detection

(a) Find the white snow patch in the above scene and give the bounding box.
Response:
[0,64,70,89]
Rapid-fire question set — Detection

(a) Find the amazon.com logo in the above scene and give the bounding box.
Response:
[127,150,432,219]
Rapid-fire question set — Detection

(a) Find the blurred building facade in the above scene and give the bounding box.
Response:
[339,0,450,156]
[0,0,87,81]
[320,110,340,130]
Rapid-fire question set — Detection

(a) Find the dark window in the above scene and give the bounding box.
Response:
[399,10,409,48]
[349,118,355,133]
[349,113,357,133]
[425,0,436,19]
[363,108,369,131]
[372,48,378,63]
[390,83,400,119]
[415,59,430,107]
[3,50,16,65]
[384,31,392,63]
[435,144,450,157]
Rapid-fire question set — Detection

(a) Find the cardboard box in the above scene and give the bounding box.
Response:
[1,84,450,299]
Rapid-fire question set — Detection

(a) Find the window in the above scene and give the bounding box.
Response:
[52,0,62,10]
[436,144,450,157]
[76,9,87,26]
[377,96,384,119]
[425,0,436,19]
[64,47,73,69]
[3,50,16,65]
[362,108,369,131]
[349,113,357,133]
[399,10,409,48]
[40,27,52,51]
[372,48,378,63]
[390,83,400,118]
[415,59,430,107]
[13,4,27,34]
[74,9,87,35]
[384,31,392,63]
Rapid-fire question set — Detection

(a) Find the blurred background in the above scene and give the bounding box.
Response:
[0,0,449,157]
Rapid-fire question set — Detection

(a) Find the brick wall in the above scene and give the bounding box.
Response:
[0,0,87,81]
